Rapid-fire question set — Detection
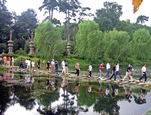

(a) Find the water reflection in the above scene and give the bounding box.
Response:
[0,73,151,115]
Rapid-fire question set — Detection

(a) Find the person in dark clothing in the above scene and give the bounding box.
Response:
[109,64,116,80]
[55,60,59,74]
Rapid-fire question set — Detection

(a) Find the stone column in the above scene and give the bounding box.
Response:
[7,30,13,54]
[66,34,71,55]
[29,32,34,54]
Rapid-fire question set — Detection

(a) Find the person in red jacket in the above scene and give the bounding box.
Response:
[99,62,104,80]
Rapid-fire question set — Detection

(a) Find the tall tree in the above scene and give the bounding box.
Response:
[39,0,59,21]
[34,21,65,60]
[94,2,123,32]
[75,20,104,61]
[12,9,38,50]
[0,0,12,43]
[130,28,151,60]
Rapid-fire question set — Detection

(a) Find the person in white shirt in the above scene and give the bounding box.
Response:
[115,63,122,79]
[88,64,92,77]
[11,57,15,66]
[105,85,110,96]
[51,59,55,73]
[25,59,28,69]
[139,64,147,82]
[27,59,31,70]
[31,61,35,70]
[105,62,110,78]
[61,60,66,74]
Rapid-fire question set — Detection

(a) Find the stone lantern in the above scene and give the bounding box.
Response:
[66,34,71,55]
[7,30,13,54]
[29,32,34,54]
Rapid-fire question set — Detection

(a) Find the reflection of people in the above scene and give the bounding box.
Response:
[61,77,68,88]
[123,85,132,102]
[139,64,147,82]
[105,84,110,96]
[133,88,146,104]
[74,82,80,93]
[98,82,103,97]
[88,82,92,93]
[111,84,119,98]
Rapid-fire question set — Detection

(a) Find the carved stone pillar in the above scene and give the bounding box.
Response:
[7,30,13,54]
[29,32,34,54]
[66,34,71,55]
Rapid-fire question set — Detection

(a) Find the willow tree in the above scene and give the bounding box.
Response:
[75,20,104,61]
[103,28,131,62]
[130,28,151,60]
[34,21,65,60]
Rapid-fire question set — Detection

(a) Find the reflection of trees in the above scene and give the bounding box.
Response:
[0,85,10,114]
[93,96,120,114]
[13,85,36,110]
[37,91,59,108]
[77,83,98,107]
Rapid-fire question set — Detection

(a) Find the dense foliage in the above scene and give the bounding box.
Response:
[34,21,66,60]
[0,0,151,63]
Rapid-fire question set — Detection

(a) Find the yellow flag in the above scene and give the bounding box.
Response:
[132,0,143,13]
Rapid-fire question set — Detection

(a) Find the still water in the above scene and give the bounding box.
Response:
[0,70,151,115]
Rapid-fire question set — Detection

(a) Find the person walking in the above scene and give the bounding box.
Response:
[61,60,66,74]
[123,64,133,82]
[11,57,15,66]
[139,64,147,82]
[109,64,116,80]
[105,62,110,78]
[115,63,122,79]
[88,64,92,78]
[99,62,104,80]
[65,60,69,73]
[55,60,59,74]
[46,60,50,72]
[75,61,80,76]
[0,55,2,66]
[37,60,41,70]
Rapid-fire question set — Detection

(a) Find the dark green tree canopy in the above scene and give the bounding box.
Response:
[94,2,123,32]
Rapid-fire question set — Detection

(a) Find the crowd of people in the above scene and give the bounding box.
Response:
[98,62,147,83]
[0,55,14,66]
[0,54,148,83]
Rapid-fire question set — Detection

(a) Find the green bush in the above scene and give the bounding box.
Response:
[15,48,27,56]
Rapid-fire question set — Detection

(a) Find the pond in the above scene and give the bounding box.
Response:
[0,70,151,115]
